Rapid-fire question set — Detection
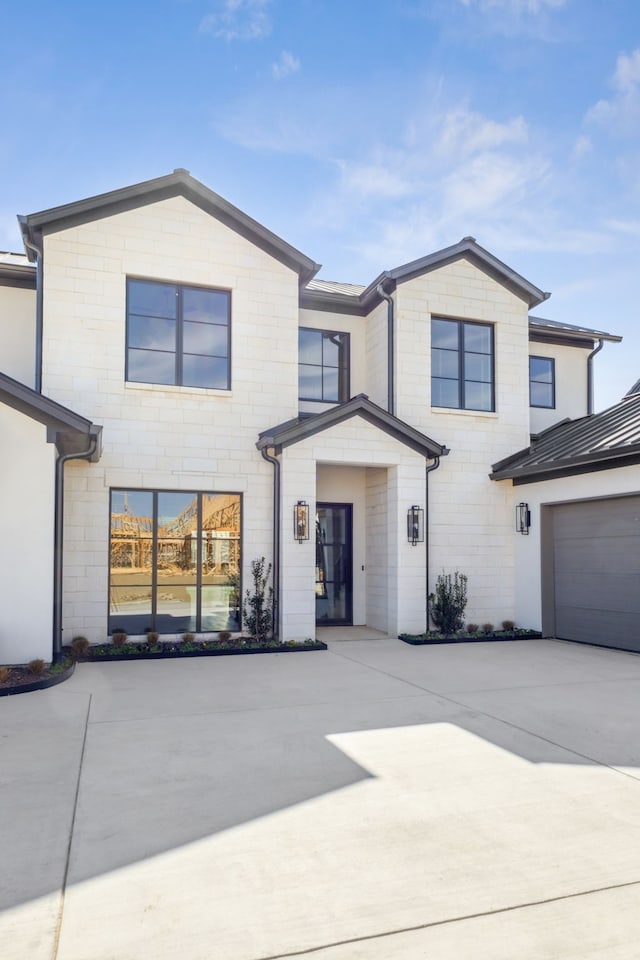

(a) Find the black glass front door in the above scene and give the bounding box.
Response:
[315,503,352,625]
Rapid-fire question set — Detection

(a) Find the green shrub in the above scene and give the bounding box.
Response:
[429,572,468,634]
[243,557,274,642]
[71,636,90,654]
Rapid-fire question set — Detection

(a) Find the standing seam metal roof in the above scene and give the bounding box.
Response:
[491,393,640,482]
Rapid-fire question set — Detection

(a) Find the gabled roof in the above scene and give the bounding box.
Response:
[529,315,621,346]
[257,393,448,459]
[300,237,549,314]
[0,370,102,458]
[490,394,640,485]
[19,169,320,285]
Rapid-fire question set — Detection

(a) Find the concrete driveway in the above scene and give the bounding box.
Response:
[3,637,640,959]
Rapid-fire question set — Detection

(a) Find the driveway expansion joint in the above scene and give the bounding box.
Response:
[250,877,640,960]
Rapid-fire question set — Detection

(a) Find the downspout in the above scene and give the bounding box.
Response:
[53,436,99,659]
[260,445,281,641]
[23,234,43,392]
[425,456,442,633]
[376,283,395,415]
[587,338,604,416]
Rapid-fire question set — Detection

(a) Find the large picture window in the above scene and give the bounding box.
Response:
[431,317,494,412]
[529,356,555,408]
[109,490,241,635]
[298,328,349,402]
[126,279,231,389]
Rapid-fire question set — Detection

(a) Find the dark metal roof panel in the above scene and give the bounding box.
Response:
[529,315,622,343]
[491,394,640,482]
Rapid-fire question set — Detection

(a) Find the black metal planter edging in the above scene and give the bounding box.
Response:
[66,642,328,663]
[399,631,542,646]
[0,659,76,697]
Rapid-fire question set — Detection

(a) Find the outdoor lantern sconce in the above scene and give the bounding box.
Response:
[516,502,531,535]
[407,505,424,545]
[294,501,310,543]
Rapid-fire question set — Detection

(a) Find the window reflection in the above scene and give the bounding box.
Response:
[109,490,241,635]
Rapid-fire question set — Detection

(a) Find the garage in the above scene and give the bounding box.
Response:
[543,496,640,651]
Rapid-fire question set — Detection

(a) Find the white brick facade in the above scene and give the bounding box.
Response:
[0,170,620,659]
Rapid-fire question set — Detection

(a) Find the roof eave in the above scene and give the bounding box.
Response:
[0,371,102,458]
[257,394,448,460]
[20,169,320,284]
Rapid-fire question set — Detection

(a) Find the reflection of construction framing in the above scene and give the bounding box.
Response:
[110,494,240,582]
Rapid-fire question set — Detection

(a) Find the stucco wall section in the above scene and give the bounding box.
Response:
[41,195,301,640]
[508,467,640,631]
[0,405,55,663]
[529,341,591,433]
[365,300,389,409]
[0,284,36,386]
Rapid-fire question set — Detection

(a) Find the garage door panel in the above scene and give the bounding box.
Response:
[555,606,640,651]
[553,497,640,538]
[554,538,640,575]
[554,573,640,612]
[550,495,640,652]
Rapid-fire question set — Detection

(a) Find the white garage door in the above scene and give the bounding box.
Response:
[546,495,640,651]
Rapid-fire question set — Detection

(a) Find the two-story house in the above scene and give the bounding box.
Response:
[2,168,637,666]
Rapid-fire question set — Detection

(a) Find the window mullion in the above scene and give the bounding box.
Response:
[196,494,203,633]
[458,322,465,408]
[152,493,158,631]
[175,287,183,385]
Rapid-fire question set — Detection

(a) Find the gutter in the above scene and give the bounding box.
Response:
[260,444,281,641]
[376,283,395,415]
[425,455,443,632]
[53,434,100,659]
[21,229,43,392]
[587,338,604,416]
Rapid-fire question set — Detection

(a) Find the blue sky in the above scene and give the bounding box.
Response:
[2,0,640,409]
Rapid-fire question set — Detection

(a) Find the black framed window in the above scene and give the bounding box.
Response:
[431,317,494,412]
[529,356,555,408]
[298,328,349,402]
[126,279,231,389]
[109,490,241,635]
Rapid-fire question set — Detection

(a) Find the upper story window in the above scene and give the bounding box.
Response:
[298,328,349,403]
[529,356,555,408]
[126,279,231,390]
[431,317,494,412]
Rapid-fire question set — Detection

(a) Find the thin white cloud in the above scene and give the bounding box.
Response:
[571,135,592,160]
[199,0,271,41]
[459,0,566,11]
[586,48,640,135]
[271,51,300,80]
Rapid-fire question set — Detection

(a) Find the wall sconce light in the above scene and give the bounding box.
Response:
[516,502,531,535]
[294,501,309,543]
[407,505,424,545]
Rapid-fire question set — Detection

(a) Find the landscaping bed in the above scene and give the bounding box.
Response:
[0,657,75,697]
[66,637,327,662]
[400,629,542,645]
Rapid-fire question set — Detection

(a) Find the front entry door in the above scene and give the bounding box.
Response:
[315,503,353,625]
